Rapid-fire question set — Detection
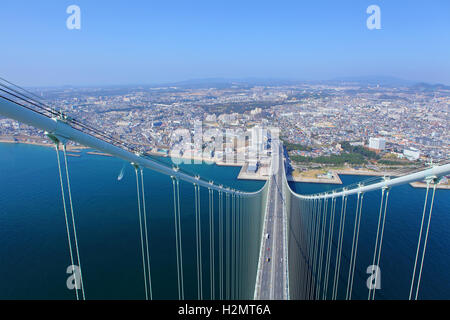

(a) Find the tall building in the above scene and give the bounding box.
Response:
[369,137,386,151]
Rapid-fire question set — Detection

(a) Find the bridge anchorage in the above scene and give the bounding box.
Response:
[0,78,449,300]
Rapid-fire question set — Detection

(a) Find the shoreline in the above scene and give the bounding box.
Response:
[288,171,343,184]
[409,181,450,190]
[0,138,88,151]
[334,169,397,177]
[1,140,448,189]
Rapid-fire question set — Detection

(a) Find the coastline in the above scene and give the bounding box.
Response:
[288,172,342,184]
[0,138,88,151]
[1,140,448,189]
[409,181,450,190]
[334,169,397,177]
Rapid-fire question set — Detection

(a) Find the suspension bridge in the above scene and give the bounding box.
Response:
[0,78,449,300]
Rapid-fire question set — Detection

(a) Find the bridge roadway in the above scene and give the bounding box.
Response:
[255,140,288,300]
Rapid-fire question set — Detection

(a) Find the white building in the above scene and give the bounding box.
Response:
[403,148,421,161]
[369,137,386,151]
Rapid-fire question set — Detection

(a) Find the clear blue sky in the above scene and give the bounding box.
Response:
[0,0,449,86]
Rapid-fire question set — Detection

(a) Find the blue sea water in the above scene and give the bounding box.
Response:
[0,143,449,299]
[0,143,263,300]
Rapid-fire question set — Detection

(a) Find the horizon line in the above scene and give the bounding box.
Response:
[16,76,450,89]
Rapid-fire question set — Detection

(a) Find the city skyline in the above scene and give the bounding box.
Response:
[1,0,449,86]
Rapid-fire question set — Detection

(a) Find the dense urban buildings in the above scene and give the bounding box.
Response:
[0,80,448,171]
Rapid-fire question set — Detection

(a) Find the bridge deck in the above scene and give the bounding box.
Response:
[255,141,288,300]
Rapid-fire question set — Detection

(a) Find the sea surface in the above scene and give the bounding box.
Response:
[0,143,449,299]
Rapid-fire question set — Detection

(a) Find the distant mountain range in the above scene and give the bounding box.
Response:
[167,77,303,89]
[28,76,450,91]
[328,75,415,86]
[165,75,450,90]
[409,82,450,91]
[329,76,450,90]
